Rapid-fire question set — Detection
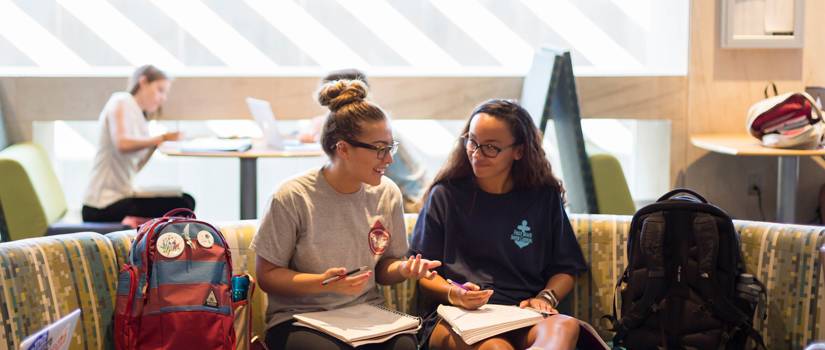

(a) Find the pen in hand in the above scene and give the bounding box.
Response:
[321,266,369,286]
[446,279,493,310]
[447,279,469,291]
[525,307,558,317]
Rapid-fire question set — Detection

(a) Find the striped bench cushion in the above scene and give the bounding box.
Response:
[0,232,119,350]
[566,214,825,350]
[2,215,822,350]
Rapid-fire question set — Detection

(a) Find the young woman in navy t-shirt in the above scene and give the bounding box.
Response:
[410,99,588,350]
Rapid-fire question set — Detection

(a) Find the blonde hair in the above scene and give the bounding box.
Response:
[317,79,387,158]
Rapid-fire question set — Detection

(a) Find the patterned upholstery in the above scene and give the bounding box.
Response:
[737,220,825,348]
[1,215,822,349]
[216,221,263,340]
[106,230,135,269]
[567,214,632,341]
[565,214,825,350]
[0,232,120,350]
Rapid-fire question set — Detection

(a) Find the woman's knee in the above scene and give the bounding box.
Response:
[429,322,459,350]
[385,334,417,350]
[475,337,515,350]
[266,323,348,350]
[545,315,580,336]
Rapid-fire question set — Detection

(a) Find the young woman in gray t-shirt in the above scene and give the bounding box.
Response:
[250,79,440,350]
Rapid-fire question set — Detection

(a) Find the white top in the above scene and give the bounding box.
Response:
[83,92,151,208]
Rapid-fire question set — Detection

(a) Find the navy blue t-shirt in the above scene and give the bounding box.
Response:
[410,177,587,306]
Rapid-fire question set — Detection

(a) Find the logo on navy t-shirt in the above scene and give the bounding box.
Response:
[368,220,391,255]
[510,219,533,248]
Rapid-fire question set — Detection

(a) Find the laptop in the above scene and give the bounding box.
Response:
[245,97,322,151]
[20,309,81,350]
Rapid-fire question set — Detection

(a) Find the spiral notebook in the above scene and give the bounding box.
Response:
[437,304,609,349]
[20,309,81,350]
[293,304,421,347]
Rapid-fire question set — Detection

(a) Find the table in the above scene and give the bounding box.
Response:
[690,133,825,223]
[161,141,324,219]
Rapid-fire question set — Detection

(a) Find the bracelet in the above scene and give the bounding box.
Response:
[537,289,558,308]
[446,286,456,305]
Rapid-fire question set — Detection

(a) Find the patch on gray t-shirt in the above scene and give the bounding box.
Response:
[250,168,408,329]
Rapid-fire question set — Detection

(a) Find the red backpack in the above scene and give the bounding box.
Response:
[114,208,236,349]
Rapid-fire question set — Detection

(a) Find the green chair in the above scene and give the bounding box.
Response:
[0,143,126,241]
[0,105,7,150]
[589,153,636,215]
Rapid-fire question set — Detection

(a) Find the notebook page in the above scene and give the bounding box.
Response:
[437,304,542,333]
[293,304,419,342]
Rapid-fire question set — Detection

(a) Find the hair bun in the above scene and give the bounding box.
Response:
[317,80,368,112]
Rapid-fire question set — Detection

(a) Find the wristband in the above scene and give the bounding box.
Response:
[537,289,558,308]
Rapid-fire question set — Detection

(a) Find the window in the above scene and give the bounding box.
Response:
[0,0,688,75]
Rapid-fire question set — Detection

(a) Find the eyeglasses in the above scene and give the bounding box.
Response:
[344,139,400,160]
[462,134,516,158]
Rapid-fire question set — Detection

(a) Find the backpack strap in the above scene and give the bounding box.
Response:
[764,82,779,98]
[657,188,708,203]
[163,208,196,218]
[604,267,626,332]
[692,213,767,350]
[693,213,719,281]
[614,212,667,344]
[708,287,767,350]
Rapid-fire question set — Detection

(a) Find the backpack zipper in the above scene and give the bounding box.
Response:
[677,265,682,282]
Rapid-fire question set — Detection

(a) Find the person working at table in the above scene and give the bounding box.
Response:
[82,65,195,224]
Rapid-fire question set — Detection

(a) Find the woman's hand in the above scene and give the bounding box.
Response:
[399,254,441,280]
[449,282,493,310]
[519,297,558,315]
[153,131,181,146]
[319,267,372,296]
[162,131,181,142]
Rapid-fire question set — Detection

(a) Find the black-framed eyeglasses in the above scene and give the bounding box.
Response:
[345,139,400,159]
[462,134,516,158]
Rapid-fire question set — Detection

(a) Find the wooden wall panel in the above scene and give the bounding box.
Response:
[0,74,688,203]
[0,75,683,122]
[685,0,825,222]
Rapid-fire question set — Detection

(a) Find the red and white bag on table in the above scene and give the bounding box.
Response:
[746,82,825,149]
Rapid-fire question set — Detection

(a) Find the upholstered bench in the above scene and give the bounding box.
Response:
[0,215,822,349]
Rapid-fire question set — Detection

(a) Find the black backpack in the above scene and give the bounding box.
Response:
[608,189,766,349]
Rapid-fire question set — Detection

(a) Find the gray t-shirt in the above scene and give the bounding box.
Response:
[250,168,408,329]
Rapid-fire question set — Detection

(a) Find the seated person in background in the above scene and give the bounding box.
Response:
[298,69,427,212]
[252,79,440,350]
[82,65,194,224]
[410,99,588,350]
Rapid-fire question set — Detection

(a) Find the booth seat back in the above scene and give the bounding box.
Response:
[0,232,119,350]
[566,214,825,350]
[1,215,823,350]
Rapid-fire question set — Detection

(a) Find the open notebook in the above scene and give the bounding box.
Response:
[437,304,609,349]
[20,309,81,350]
[293,304,421,347]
